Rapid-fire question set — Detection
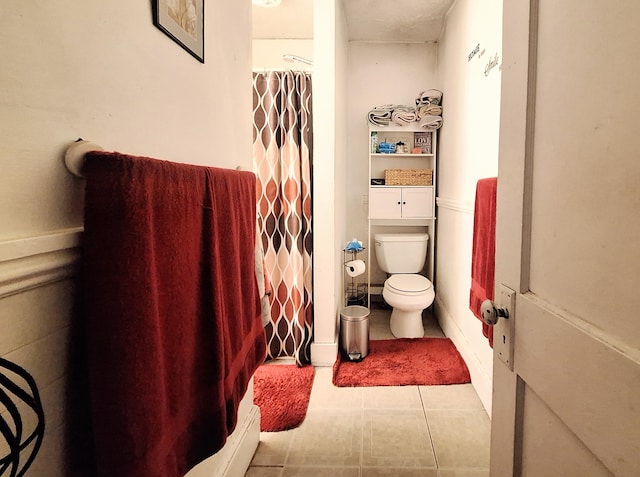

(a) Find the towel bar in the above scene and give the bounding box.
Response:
[64,139,103,178]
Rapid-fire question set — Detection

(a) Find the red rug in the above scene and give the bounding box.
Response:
[253,364,315,432]
[333,338,471,387]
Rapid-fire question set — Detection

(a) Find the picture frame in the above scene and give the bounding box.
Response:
[153,0,204,63]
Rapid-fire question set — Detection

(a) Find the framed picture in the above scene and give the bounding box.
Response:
[153,0,204,63]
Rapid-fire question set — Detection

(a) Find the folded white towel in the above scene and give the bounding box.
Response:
[368,112,391,126]
[416,89,443,106]
[368,104,396,126]
[416,104,443,119]
[419,114,443,130]
[391,106,417,125]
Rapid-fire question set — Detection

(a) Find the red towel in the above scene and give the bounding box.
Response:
[81,151,266,477]
[469,177,497,347]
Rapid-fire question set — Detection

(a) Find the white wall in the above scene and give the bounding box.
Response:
[435,0,503,414]
[309,0,350,366]
[0,0,254,474]
[253,39,313,71]
[346,42,438,285]
[334,0,349,348]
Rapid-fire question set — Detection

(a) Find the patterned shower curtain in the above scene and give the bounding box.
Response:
[252,71,313,366]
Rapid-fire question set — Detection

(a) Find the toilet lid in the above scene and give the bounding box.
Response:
[386,274,432,293]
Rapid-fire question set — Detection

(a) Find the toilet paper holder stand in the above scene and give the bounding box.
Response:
[343,248,367,307]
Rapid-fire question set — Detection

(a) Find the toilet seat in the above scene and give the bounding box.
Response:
[385,274,432,296]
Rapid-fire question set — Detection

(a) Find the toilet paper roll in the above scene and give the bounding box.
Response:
[345,260,366,278]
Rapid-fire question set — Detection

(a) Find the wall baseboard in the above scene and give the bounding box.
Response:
[186,401,260,477]
[311,341,339,367]
[434,296,493,416]
[368,285,383,296]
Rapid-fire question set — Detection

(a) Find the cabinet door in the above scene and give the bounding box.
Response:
[369,188,402,219]
[401,188,434,218]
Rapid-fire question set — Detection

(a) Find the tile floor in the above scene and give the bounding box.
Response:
[246,305,491,477]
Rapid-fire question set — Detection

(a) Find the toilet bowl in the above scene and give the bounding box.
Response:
[382,273,435,338]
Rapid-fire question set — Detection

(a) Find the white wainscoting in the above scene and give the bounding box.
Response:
[186,382,261,477]
[434,197,493,415]
[0,228,83,298]
[434,295,493,415]
[436,196,474,215]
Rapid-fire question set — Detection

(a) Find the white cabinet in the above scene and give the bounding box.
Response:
[367,124,437,223]
[369,187,434,219]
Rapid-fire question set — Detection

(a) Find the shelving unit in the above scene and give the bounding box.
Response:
[367,123,437,303]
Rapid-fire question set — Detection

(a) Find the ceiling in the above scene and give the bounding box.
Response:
[252,0,455,43]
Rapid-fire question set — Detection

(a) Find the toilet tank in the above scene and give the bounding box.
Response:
[374,233,429,273]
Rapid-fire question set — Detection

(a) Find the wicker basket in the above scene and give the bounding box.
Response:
[384,168,433,186]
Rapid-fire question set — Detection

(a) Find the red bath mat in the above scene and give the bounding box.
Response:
[332,338,470,387]
[253,364,315,432]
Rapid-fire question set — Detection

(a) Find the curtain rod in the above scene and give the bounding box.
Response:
[282,54,313,66]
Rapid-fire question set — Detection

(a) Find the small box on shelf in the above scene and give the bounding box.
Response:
[378,142,396,154]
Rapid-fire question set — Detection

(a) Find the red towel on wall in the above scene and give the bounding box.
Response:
[81,151,266,477]
[469,177,497,348]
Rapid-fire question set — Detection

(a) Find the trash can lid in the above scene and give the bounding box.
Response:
[340,305,369,321]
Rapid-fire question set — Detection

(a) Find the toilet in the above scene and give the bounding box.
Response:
[374,233,435,338]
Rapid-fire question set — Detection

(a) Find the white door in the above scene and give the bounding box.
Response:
[491,2,640,476]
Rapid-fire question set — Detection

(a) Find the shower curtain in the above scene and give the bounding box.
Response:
[252,71,313,366]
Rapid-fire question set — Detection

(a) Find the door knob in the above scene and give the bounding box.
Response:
[480,299,509,326]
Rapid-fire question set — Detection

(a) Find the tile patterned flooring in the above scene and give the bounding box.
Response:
[246,306,491,477]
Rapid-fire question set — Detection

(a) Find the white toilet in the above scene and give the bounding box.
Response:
[374,233,435,338]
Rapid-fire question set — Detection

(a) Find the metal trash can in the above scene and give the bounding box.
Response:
[340,305,370,361]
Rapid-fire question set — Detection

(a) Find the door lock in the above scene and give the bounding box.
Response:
[480,299,509,326]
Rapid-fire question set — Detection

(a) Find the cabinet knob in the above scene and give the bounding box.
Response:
[397,201,401,205]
